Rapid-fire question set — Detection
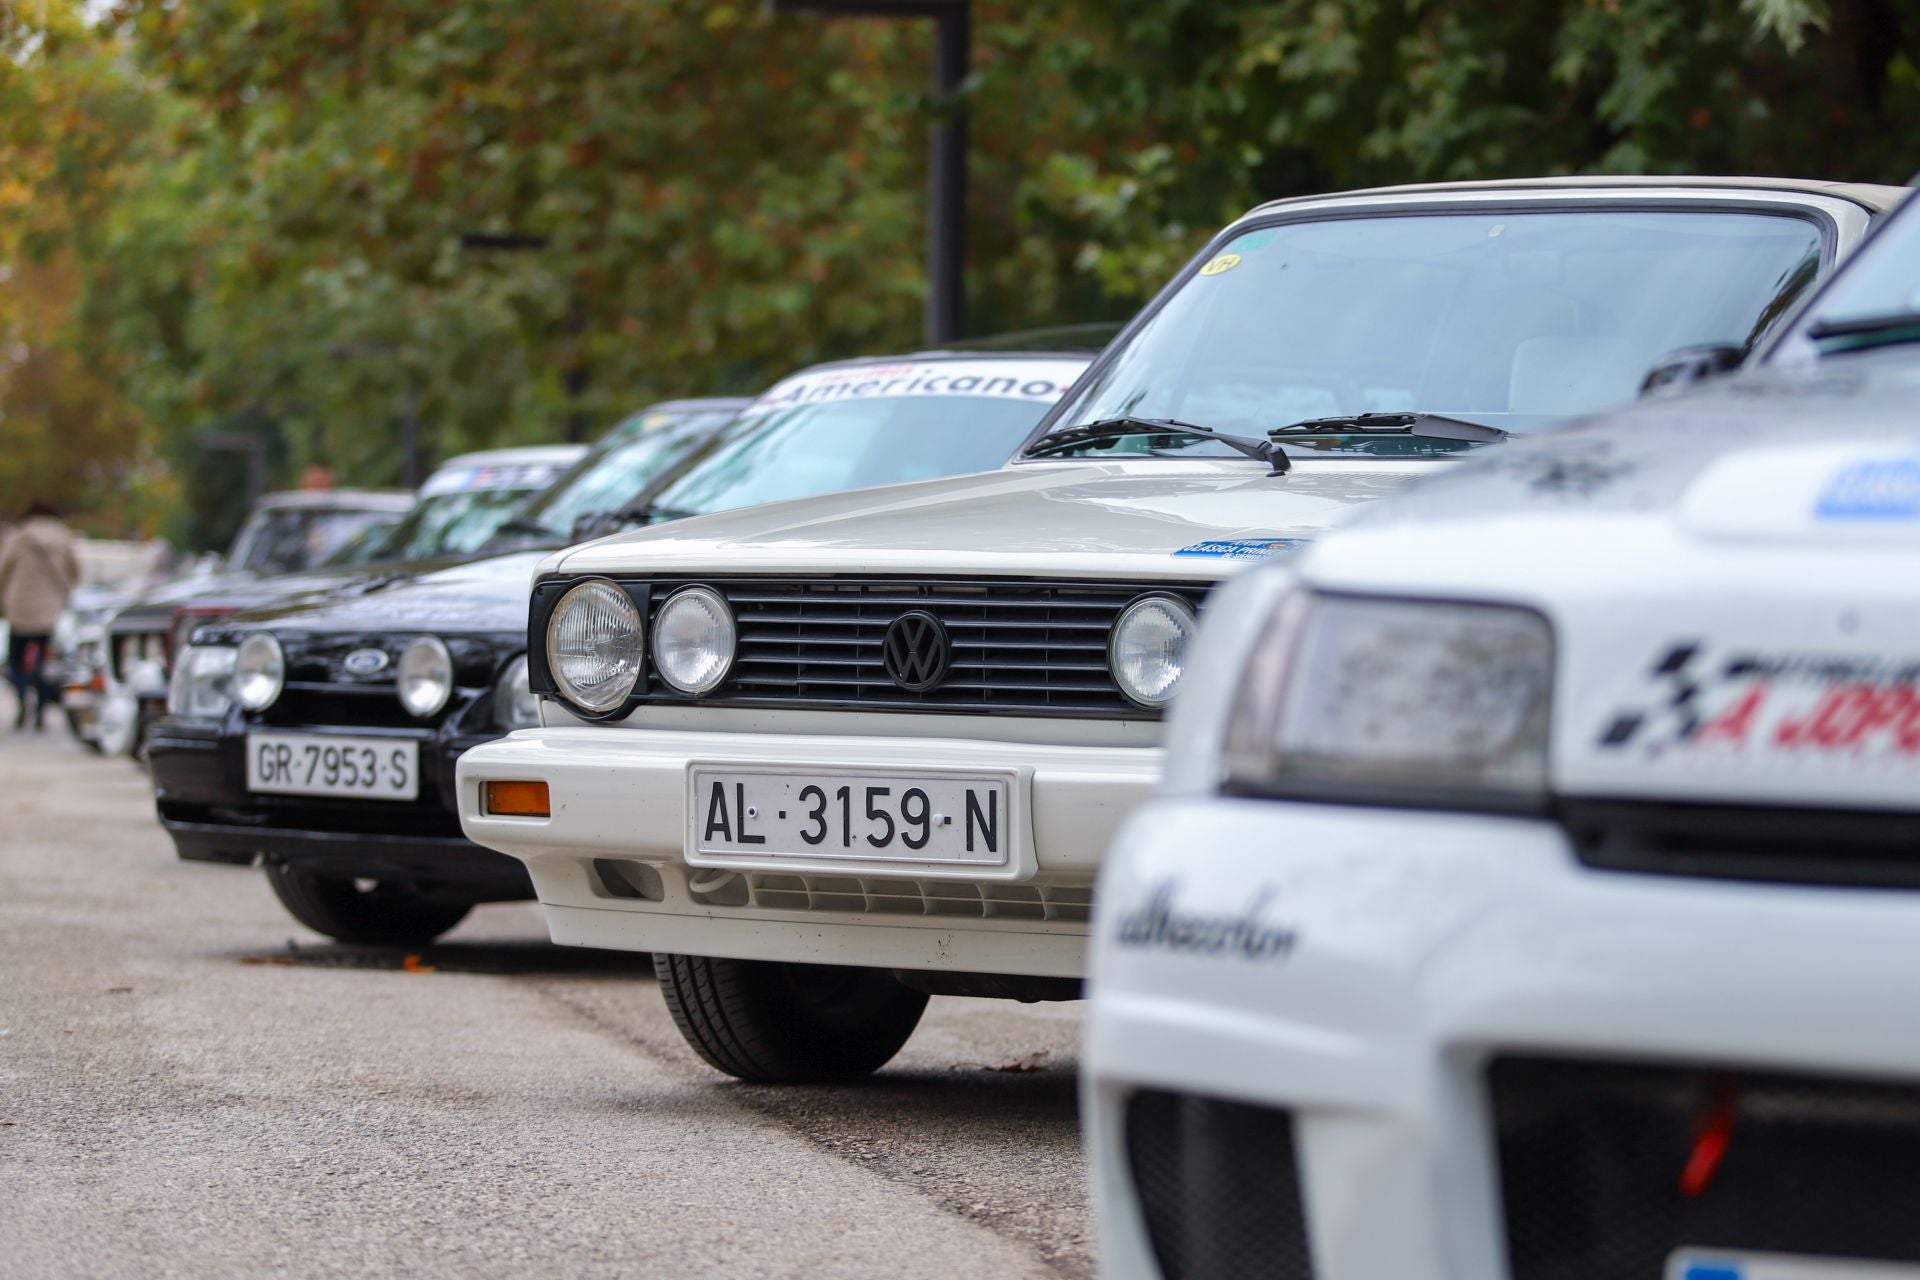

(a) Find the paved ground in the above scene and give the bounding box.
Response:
[0,710,1091,1279]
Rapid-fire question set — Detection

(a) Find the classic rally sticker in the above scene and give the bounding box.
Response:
[1814,455,1920,520]
[417,463,567,498]
[1172,538,1309,560]
[1597,640,1920,764]
[743,358,1087,415]
[1198,253,1241,276]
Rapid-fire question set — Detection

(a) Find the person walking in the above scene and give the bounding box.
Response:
[0,501,80,730]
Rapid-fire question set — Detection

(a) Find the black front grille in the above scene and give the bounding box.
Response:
[263,684,439,730]
[1491,1055,1920,1279]
[1562,798,1920,890]
[1123,1090,1314,1280]
[633,577,1206,718]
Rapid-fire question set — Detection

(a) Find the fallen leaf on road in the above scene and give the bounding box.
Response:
[401,954,436,974]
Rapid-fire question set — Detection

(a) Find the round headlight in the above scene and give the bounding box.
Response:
[397,635,454,719]
[232,634,285,711]
[546,581,644,714]
[652,587,736,695]
[1109,594,1198,709]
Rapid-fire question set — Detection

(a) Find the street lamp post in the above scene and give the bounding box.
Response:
[765,0,970,345]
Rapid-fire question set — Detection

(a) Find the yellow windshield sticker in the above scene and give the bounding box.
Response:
[1199,253,1241,277]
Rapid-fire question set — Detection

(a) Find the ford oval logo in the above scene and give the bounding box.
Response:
[342,648,390,677]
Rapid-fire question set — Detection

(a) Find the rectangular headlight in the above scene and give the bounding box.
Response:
[167,645,238,720]
[1223,593,1553,804]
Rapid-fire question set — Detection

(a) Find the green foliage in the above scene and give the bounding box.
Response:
[4,0,1919,541]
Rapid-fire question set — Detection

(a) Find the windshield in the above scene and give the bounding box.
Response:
[509,407,741,542]
[227,507,402,576]
[328,488,535,565]
[646,358,1087,520]
[1774,194,1920,355]
[1031,208,1825,461]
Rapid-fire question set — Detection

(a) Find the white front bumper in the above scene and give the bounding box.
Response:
[456,726,1162,977]
[1085,796,1920,1280]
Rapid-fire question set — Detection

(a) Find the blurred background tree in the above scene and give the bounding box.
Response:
[1,0,1915,544]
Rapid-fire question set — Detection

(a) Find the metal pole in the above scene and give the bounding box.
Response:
[764,0,970,346]
[927,1,968,345]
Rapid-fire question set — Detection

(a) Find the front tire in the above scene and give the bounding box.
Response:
[264,861,472,945]
[654,953,928,1083]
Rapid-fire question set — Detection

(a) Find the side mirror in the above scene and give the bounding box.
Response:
[1638,344,1744,398]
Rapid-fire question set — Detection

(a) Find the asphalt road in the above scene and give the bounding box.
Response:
[0,711,1092,1279]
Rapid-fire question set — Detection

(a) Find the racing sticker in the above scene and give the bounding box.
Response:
[1814,455,1920,520]
[743,358,1087,415]
[1172,538,1310,560]
[418,463,567,498]
[1114,879,1297,962]
[1596,640,1920,762]
[1198,253,1241,276]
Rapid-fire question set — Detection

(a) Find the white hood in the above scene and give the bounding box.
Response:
[551,458,1443,584]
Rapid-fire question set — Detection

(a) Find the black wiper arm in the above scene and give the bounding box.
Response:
[492,516,558,538]
[1022,416,1279,468]
[1267,412,1510,443]
[1805,310,1920,350]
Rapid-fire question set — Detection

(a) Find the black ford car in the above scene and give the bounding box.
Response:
[148,345,1098,944]
[146,397,750,944]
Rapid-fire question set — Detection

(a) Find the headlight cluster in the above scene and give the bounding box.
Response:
[492,655,540,730]
[1223,592,1554,802]
[233,635,286,711]
[398,636,454,718]
[1109,594,1198,709]
[547,581,648,713]
[537,581,744,713]
[167,645,238,719]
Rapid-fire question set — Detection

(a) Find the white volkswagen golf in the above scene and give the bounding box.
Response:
[1085,191,1920,1280]
[459,177,1900,1084]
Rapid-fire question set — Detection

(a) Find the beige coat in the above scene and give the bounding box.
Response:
[0,517,80,634]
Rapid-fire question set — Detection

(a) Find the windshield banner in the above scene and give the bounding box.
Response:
[419,463,569,498]
[743,359,1088,416]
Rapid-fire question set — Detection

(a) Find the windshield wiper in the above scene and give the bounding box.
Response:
[491,516,558,539]
[1805,310,1920,352]
[1022,416,1280,468]
[1268,412,1509,441]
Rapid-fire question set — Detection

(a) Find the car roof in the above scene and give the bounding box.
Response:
[773,346,1099,379]
[430,444,589,473]
[1243,175,1909,219]
[251,489,416,513]
[639,396,755,414]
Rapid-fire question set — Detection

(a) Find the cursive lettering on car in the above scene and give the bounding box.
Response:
[1114,880,1297,961]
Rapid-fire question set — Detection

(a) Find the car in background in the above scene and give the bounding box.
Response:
[453,176,1904,1085]
[1082,187,1920,1279]
[102,488,414,756]
[320,444,585,567]
[151,348,1091,946]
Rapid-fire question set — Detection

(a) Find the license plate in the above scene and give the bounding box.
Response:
[247,732,419,801]
[690,769,1011,866]
[1670,1251,1920,1280]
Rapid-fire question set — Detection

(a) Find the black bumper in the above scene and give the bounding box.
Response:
[148,718,531,902]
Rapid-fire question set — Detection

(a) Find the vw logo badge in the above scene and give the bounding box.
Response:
[342,648,390,677]
[882,611,950,693]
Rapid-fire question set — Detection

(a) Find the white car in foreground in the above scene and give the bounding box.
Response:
[459,177,1899,1084]
[1085,191,1920,1280]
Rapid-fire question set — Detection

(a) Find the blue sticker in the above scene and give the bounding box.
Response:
[1815,456,1920,519]
[1172,538,1309,560]
[1678,1263,1742,1280]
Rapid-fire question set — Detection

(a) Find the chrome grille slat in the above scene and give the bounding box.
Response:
[618,576,1208,719]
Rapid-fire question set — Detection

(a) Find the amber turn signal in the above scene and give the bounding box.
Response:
[484,780,550,818]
